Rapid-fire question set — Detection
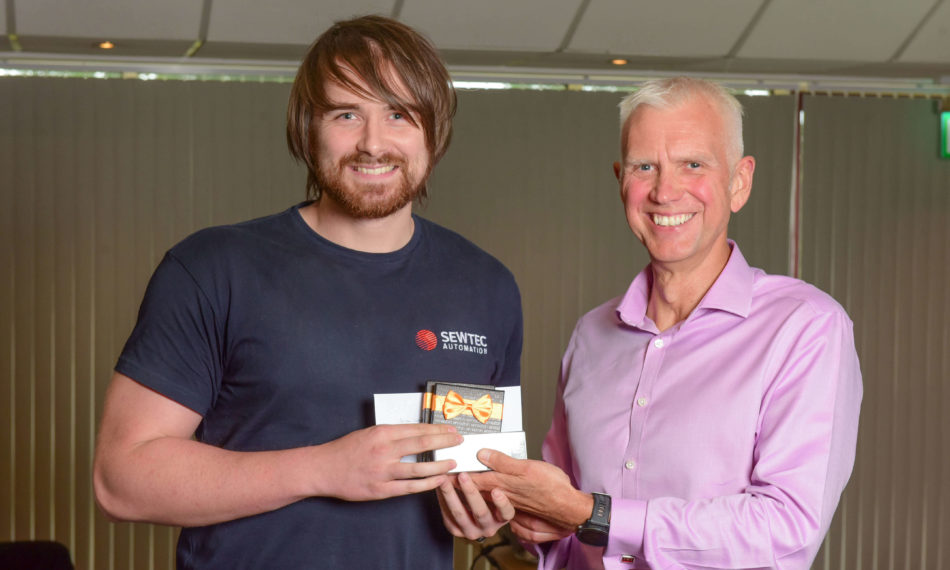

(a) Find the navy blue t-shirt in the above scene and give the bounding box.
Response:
[117,203,523,569]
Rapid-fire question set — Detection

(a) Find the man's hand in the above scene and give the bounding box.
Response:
[437,472,515,541]
[315,423,463,501]
[468,449,592,531]
[510,511,574,544]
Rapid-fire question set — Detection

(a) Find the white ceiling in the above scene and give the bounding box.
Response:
[3,0,950,91]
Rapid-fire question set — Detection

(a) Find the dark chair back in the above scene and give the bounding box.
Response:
[0,541,74,569]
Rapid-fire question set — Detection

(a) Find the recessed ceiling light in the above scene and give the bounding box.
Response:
[610,58,628,66]
[98,41,115,50]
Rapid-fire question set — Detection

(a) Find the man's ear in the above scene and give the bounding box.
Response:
[729,156,755,213]
[613,161,625,201]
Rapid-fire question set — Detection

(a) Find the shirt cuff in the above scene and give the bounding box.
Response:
[603,498,647,563]
[531,537,571,570]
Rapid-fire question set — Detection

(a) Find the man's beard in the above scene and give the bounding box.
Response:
[315,152,428,219]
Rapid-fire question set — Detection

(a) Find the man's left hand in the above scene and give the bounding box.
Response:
[468,449,592,531]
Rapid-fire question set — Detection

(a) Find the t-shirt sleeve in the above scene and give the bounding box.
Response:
[115,251,224,416]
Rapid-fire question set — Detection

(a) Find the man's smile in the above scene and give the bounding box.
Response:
[651,213,695,227]
[351,164,398,175]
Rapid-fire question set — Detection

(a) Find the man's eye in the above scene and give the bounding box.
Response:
[687,162,701,169]
[392,112,405,120]
[339,112,355,120]
[637,164,652,172]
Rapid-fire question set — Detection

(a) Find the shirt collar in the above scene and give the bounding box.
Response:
[616,240,754,328]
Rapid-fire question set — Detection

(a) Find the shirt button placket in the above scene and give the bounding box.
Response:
[625,333,665,499]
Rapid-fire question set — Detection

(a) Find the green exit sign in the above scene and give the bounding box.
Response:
[943,112,950,159]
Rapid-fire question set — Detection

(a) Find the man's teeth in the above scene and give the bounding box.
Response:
[355,165,396,175]
[653,213,694,227]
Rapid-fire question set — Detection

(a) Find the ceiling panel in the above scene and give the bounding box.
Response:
[2,0,949,87]
[569,0,761,57]
[401,0,579,51]
[15,0,201,40]
[207,0,396,45]
[739,0,934,61]
[898,1,950,63]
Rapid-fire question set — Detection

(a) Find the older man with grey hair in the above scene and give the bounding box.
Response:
[468,77,862,569]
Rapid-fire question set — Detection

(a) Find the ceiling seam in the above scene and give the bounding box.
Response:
[889,0,944,62]
[727,0,773,58]
[557,0,591,53]
[5,0,21,51]
[391,0,405,20]
[185,0,213,58]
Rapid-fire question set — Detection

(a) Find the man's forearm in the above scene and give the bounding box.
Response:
[94,437,318,526]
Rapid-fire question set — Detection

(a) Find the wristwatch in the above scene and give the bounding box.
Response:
[575,492,611,546]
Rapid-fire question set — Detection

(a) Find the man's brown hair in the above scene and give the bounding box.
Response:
[286,15,457,200]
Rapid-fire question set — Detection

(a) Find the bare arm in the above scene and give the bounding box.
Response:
[93,372,462,526]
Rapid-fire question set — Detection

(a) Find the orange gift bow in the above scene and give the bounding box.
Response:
[442,390,493,423]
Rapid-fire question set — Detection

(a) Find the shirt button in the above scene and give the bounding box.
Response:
[625,460,636,470]
[637,397,648,407]
[654,338,664,348]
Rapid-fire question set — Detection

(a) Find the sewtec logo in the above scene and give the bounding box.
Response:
[415,329,488,355]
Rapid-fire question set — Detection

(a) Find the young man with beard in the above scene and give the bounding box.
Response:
[93,16,521,569]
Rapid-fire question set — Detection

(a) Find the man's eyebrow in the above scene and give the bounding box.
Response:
[322,99,406,112]
[323,101,358,111]
[672,151,717,164]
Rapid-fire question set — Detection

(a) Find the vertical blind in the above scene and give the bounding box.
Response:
[801,95,950,570]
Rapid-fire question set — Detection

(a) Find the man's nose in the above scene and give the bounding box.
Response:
[356,117,385,156]
[651,169,683,203]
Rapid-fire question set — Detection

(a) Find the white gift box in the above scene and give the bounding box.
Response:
[373,386,527,472]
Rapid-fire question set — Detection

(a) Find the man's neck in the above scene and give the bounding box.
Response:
[299,199,415,253]
[646,242,731,332]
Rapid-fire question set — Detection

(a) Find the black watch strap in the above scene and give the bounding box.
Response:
[575,492,611,546]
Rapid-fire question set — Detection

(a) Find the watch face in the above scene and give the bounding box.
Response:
[576,527,609,547]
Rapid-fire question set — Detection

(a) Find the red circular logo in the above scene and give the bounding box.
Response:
[415,329,438,351]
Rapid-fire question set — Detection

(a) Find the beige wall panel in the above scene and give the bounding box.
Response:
[0,79,12,544]
[730,95,796,276]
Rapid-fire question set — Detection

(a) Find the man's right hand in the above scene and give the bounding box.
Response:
[313,423,463,501]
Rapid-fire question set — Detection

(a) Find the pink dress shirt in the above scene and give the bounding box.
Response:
[538,242,862,569]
